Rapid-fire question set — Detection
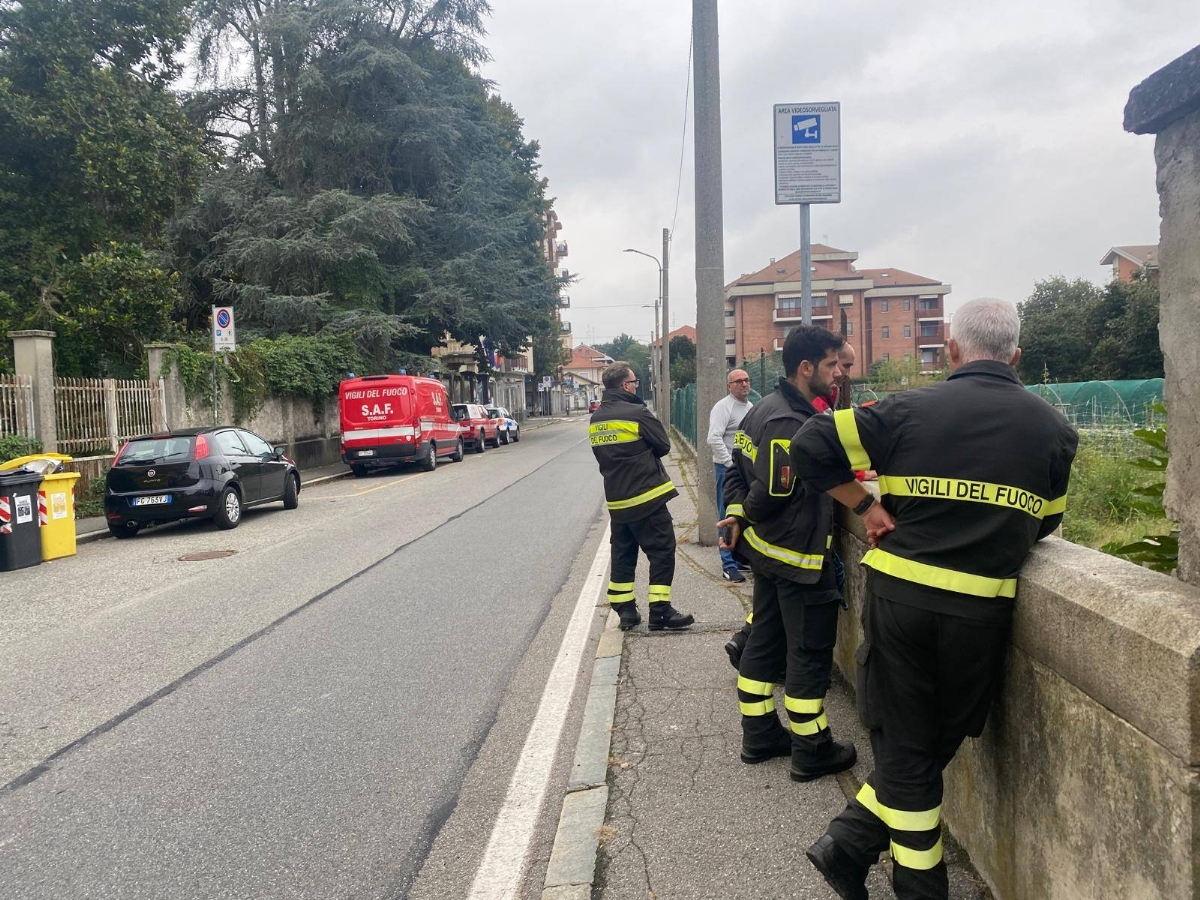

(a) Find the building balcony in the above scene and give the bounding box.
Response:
[560,321,571,333]
[918,323,945,344]
[555,241,569,257]
[773,307,832,323]
[559,294,570,308]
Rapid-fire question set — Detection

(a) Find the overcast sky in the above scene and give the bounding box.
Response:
[481,1,1198,350]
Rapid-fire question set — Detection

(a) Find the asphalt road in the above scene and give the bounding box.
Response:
[0,419,607,900]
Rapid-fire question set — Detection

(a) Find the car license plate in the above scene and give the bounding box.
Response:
[133,495,172,506]
[357,450,376,457]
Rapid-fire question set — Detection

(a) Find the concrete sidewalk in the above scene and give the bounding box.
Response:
[545,446,991,900]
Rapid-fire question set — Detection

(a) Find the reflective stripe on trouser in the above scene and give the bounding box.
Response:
[648,584,670,604]
[608,505,676,608]
[738,567,840,752]
[607,581,635,605]
[737,675,775,717]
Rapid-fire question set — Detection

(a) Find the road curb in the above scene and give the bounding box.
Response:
[73,469,353,546]
[540,610,623,899]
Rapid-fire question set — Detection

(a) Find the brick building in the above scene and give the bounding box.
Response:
[724,245,951,372]
[1100,245,1160,284]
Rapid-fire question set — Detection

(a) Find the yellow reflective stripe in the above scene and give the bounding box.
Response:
[733,431,758,463]
[784,696,823,714]
[608,594,635,605]
[833,409,872,470]
[648,584,670,602]
[745,612,753,625]
[789,712,828,735]
[890,837,944,870]
[826,533,833,548]
[607,480,676,510]
[726,503,746,519]
[737,675,775,697]
[740,698,776,716]
[744,527,824,570]
[857,784,941,832]
[589,420,640,447]
[768,438,794,497]
[863,548,1017,599]
[608,581,634,592]
[1042,493,1068,516]
[877,475,1061,521]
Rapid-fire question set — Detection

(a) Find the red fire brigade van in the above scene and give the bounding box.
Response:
[339,375,463,476]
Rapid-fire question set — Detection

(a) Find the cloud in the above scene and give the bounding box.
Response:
[483,1,1198,348]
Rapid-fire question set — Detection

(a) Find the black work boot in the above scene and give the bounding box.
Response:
[806,834,870,900]
[740,730,792,764]
[790,739,857,782]
[724,623,750,669]
[648,604,695,631]
[615,604,641,631]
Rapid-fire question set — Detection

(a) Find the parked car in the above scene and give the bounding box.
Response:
[105,427,300,538]
[588,399,601,413]
[339,374,463,476]
[452,403,500,452]
[486,406,521,444]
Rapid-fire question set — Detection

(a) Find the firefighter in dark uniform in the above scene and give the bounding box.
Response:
[719,326,857,780]
[589,362,694,632]
[794,298,1078,900]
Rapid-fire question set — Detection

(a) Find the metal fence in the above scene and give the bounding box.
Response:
[671,383,697,449]
[54,377,165,454]
[0,373,35,439]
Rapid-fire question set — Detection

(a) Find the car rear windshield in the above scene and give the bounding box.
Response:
[119,436,194,465]
[452,405,469,420]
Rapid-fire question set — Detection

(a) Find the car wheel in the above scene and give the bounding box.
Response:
[422,441,438,472]
[283,473,299,509]
[351,464,368,478]
[451,439,464,462]
[488,432,500,448]
[499,429,509,445]
[476,430,486,453]
[214,486,242,530]
[108,522,140,539]
[512,427,520,443]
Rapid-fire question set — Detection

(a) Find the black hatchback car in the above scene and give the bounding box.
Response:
[104,427,300,538]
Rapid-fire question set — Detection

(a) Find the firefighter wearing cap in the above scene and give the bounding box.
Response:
[589,362,694,633]
[719,325,857,781]
[794,298,1078,900]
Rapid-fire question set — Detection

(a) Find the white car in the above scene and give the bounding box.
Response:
[486,407,521,445]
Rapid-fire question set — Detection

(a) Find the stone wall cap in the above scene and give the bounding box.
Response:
[7,330,56,339]
[1124,43,1200,135]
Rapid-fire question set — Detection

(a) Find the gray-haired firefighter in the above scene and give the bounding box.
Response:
[718,325,856,780]
[589,362,694,632]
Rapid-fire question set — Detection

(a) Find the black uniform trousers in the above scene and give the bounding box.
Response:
[607,505,676,607]
[736,562,840,759]
[827,579,1009,900]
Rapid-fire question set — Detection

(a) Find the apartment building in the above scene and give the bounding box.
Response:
[724,245,951,371]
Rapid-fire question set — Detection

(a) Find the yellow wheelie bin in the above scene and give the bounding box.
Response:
[0,453,79,560]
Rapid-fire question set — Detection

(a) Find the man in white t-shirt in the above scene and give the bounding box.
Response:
[707,368,754,582]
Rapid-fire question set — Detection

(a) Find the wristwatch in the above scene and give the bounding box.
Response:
[852,495,876,516]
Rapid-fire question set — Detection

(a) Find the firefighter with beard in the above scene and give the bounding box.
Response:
[589,362,695,632]
[718,325,857,780]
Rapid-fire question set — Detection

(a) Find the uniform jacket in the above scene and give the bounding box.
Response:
[792,360,1079,621]
[723,377,835,586]
[589,389,678,524]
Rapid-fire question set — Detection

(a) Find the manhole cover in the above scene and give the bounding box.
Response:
[179,550,237,562]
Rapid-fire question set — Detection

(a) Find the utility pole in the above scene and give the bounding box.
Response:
[660,227,671,423]
[693,0,724,548]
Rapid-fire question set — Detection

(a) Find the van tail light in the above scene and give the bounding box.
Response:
[194,434,210,460]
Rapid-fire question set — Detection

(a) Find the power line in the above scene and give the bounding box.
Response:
[670,26,694,239]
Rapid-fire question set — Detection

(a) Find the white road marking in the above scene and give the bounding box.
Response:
[466,524,611,900]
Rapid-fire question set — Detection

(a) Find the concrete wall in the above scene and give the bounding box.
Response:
[833,505,1200,900]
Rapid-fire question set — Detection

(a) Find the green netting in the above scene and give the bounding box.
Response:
[1026,380,1163,426]
[671,383,697,447]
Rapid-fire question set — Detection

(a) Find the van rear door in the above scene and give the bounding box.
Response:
[341,377,415,447]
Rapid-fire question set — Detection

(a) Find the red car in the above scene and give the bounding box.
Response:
[588,399,601,412]
[453,403,500,453]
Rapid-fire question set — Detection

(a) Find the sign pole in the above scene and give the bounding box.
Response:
[211,355,218,427]
[800,204,813,326]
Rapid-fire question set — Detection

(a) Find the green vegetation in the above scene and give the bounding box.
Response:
[594,334,651,391]
[0,434,43,464]
[0,0,561,379]
[669,334,696,388]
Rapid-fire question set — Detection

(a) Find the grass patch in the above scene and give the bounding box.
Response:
[1062,431,1167,549]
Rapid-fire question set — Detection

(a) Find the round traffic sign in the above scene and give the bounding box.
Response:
[216,309,231,328]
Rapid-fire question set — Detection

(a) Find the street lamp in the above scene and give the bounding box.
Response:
[624,248,665,419]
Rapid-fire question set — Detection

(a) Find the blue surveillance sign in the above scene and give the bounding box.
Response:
[774,102,841,204]
[792,115,821,144]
